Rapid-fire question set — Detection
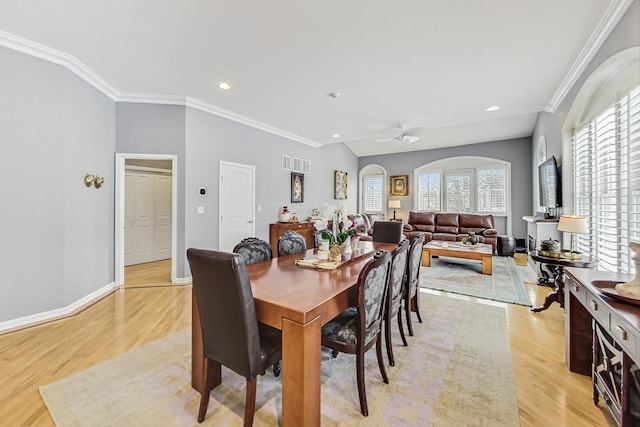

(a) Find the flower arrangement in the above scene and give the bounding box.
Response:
[313,202,358,246]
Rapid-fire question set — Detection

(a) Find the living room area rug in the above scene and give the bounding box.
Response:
[420,255,535,306]
[39,294,520,426]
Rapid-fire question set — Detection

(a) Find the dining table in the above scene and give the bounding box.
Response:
[191,241,397,427]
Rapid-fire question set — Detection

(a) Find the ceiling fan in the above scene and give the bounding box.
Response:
[375,124,424,144]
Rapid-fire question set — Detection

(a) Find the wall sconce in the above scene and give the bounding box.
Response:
[84,174,105,189]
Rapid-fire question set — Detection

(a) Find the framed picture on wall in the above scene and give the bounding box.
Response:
[291,172,304,203]
[390,175,408,196]
[334,170,347,199]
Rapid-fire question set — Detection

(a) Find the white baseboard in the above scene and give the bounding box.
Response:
[0,281,119,335]
[174,276,192,285]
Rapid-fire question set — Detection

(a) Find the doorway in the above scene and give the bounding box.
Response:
[115,153,178,286]
[218,161,256,251]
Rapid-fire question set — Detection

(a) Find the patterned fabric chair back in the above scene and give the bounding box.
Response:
[314,229,332,248]
[232,237,272,265]
[277,231,307,256]
[360,251,392,346]
[407,233,425,297]
[388,239,409,317]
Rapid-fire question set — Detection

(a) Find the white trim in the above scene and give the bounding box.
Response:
[0,31,322,149]
[0,281,117,334]
[115,153,178,286]
[545,0,635,112]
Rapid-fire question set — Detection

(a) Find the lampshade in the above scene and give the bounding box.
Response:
[557,215,588,234]
[388,200,401,209]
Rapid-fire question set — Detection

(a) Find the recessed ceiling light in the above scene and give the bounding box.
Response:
[486,105,500,112]
[218,82,232,90]
[332,134,340,139]
[328,92,341,98]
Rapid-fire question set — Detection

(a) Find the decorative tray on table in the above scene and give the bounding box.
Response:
[295,250,374,271]
[591,280,640,307]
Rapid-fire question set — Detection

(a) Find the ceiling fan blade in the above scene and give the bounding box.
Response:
[402,126,424,136]
[404,135,419,144]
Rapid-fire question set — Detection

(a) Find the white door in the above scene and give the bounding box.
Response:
[219,162,255,251]
[124,170,173,266]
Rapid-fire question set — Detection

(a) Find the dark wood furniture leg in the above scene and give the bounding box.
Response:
[532,265,565,313]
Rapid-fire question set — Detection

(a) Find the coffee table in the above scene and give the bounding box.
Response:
[421,241,493,274]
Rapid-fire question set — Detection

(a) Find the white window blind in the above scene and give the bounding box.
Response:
[445,171,472,212]
[477,168,506,213]
[416,172,441,211]
[362,173,384,212]
[573,83,640,274]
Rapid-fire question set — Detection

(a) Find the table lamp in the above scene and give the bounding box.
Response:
[388,200,401,220]
[557,214,588,259]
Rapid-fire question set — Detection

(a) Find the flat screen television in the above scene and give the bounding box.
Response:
[538,155,562,209]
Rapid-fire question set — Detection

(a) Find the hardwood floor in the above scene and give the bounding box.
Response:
[0,260,615,426]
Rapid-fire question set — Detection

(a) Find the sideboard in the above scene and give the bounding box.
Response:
[565,267,639,426]
[269,222,316,254]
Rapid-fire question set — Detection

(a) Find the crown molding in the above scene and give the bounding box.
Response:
[545,0,635,113]
[0,31,322,149]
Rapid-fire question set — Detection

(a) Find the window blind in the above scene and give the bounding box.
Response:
[362,173,383,212]
[416,172,441,211]
[477,168,506,213]
[573,83,640,274]
[445,171,472,212]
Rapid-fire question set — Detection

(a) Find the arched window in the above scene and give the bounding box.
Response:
[413,157,510,216]
[564,47,640,273]
[359,164,387,214]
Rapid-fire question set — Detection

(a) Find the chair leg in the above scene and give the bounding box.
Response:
[197,358,216,423]
[244,378,257,427]
[356,349,368,416]
[397,310,408,346]
[331,349,339,359]
[376,337,389,384]
[272,361,281,377]
[405,297,414,337]
[385,317,395,367]
[413,294,423,323]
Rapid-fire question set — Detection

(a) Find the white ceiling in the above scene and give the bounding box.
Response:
[0,1,629,157]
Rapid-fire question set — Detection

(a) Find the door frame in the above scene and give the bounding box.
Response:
[218,161,256,250]
[115,153,178,286]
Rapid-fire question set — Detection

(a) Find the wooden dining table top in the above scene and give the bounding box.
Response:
[247,242,397,329]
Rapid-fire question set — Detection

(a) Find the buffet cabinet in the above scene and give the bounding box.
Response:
[269,222,316,255]
[565,268,640,426]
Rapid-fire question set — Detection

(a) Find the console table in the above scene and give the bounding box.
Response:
[565,268,639,426]
[529,251,597,313]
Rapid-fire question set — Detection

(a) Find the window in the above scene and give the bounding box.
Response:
[573,84,640,273]
[362,173,384,212]
[416,172,440,211]
[415,159,508,214]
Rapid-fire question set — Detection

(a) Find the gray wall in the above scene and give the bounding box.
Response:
[359,138,533,239]
[532,0,640,209]
[0,47,115,322]
[184,107,358,275]
[115,103,188,277]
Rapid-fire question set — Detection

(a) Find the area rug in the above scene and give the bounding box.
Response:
[420,255,535,306]
[40,294,519,427]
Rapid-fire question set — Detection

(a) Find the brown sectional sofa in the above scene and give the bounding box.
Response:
[402,212,498,253]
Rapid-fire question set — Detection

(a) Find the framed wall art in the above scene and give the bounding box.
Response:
[291,172,304,203]
[334,170,347,199]
[390,175,408,196]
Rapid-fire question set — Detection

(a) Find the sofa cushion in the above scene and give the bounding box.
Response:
[348,214,370,234]
[458,214,495,234]
[408,212,436,233]
[434,213,459,234]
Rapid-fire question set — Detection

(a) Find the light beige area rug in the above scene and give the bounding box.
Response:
[40,294,519,426]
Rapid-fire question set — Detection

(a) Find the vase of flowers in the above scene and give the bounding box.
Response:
[314,202,358,259]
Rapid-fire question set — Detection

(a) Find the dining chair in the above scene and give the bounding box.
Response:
[321,250,392,416]
[404,233,425,336]
[277,230,307,256]
[186,248,283,426]
[233,237,273,264]
[314,229,331,248]
[384,239,410,366]
[372,221,404,244]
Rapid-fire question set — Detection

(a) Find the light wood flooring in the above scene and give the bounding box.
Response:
[0,260,616,426]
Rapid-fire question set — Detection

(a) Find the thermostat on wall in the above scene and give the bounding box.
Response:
[198,187,207,196]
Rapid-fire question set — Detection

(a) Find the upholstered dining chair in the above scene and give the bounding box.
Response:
[186,248,282,426]
[321,250,392,416]
[314,228,331,248]
[277,230,307,256]
[372,221,404,244]
[233,237,272,265]
[384,239,410,366]
[404,233,425,336]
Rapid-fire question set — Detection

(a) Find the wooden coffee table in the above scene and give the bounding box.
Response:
[421,241,493,275]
